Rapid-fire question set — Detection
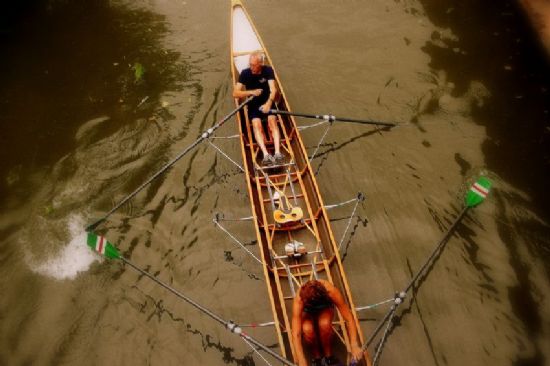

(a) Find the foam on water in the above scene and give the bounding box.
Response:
[34,215,101,280]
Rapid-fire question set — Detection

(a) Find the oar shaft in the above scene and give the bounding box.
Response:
[86,96,253,232]
[364,206,470,347]
[120,258,226,325]
[333,116,396,127]
[371,306,397,366]
[120,257,295,366]
[270,109,396,127]
[360,179,489,358]
[241,333,296,366]
[86,137,202,232]
[364,305,395,349]
[404,206,469,294]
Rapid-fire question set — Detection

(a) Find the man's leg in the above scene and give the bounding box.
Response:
[267,115,281,155]
[317,307,335,357]
[302,315,322,359]
[252,117,269,157]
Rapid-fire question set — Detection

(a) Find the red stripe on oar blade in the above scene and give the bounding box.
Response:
[472,183,488,197]
[98,236,105,254]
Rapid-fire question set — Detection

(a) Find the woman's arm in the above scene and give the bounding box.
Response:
[323,280,365,363]
[291,295,308,366]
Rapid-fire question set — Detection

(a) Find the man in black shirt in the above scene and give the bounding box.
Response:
[233,52,284,165]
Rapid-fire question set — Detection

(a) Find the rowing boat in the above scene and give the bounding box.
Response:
[230,1,370,364]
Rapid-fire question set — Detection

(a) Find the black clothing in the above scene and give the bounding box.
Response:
[238,65,275,120]
[303,297,334,314]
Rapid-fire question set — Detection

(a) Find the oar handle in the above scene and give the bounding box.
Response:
[269,109,396,127]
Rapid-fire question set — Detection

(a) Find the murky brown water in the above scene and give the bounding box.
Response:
[1,0,549,365]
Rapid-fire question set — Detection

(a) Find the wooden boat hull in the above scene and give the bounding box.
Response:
[230,1,370,364]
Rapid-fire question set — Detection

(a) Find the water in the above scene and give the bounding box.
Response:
[1,0,549,365]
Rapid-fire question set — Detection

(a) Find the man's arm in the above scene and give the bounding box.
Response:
[291,296,308,366]
[233,82,261,99]
[260,79,278,112]
[267,79,277,103]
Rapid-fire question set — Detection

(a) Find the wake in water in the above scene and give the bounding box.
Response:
[21,112,174,280]
[30,215,100,280]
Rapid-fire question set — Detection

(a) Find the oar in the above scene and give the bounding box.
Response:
[361,177,492,357]
[269,109,396,128]
[85,96,253,232]
[86,232,296,366]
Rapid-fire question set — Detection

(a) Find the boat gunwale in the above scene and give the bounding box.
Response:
[230,0,289,360]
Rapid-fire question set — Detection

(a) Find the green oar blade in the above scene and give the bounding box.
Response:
[465,177,492,207]
[87,232,121,260]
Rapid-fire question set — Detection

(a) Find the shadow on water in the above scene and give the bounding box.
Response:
[417,0,550,218]
[0,0,187,212]
[416,1,550,365]
[123,286,259,366]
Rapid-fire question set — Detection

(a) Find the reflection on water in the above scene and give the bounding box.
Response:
[419,0,550,215]
[0,1,203,364]
[0,0,187,213]
[0,0,190,261]
[419,2,550,364]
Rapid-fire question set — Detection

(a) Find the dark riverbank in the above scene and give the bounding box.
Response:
[520,0,550,54]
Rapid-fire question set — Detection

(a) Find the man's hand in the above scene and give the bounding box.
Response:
[249,89,262,97]
[350,344,363,363]
[260,99,272,113]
